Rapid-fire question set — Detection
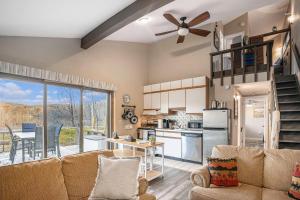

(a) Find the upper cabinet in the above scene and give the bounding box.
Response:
[160,92,169,114]
[151,84,161,92]
[186,88,207,113]
[193,77,206,86]
[144,93,152,109]
[143,76,208,114]
[170,80,182,89]
[182,78,193,88]
[144,85,152,93]
[161,82,171,91]
[151,92,161,110]
[169,89,185,108]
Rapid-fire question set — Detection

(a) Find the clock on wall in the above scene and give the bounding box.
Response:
[122,94,131,105]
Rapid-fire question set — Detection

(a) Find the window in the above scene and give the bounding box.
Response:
[0,76,111,165]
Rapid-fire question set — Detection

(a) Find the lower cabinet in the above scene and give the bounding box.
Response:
[156,133,181,158]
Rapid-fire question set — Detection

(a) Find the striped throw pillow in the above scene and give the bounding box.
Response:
[288,163,300,200]
[207,157,239,187]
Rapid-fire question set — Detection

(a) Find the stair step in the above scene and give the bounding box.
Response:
[281,119,300,121]
[276,81,298,88]
[275,75,296,82]
[279,140,300,144]
[281,110,300,112]
[277,86,298,90]
[279,143,300,149]
[280,129,300,132]
[279,101,300,104]
[276,80,296,84]
[277,93,299,97]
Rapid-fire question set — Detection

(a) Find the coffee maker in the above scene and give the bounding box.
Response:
[162,119,170,128]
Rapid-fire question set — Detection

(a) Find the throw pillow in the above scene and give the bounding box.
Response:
[207,157,239,187]
[89,156,140,200]
[288,163,300,200]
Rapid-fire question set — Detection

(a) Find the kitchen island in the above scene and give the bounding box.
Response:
[107,138,164,181]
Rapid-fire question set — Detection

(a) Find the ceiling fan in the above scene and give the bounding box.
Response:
[155,11,211,43]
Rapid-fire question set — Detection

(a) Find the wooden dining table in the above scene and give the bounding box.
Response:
[14,131,35,162]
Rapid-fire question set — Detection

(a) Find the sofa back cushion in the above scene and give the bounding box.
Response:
[264,149,300,191]
[212,145,264,187]
[0,158,69,200]
[61,150,114,200]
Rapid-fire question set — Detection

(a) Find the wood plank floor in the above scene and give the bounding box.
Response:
[148,166,194,200]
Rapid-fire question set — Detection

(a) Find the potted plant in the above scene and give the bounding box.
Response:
[149,135,156,145]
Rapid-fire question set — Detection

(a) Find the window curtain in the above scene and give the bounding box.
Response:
[0,60,117,91]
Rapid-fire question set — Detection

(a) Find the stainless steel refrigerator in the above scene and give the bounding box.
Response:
[203,109,230,162]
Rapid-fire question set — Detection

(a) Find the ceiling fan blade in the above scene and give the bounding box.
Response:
[163,13,181,26]
[189,28,211,37]
[188,11,210,27]
[177,35,185,43]
[155,29,178,36]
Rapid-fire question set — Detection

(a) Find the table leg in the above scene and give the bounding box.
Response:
[22,139,25,162]
[150,148,153,171]
[161,145,164,177]
[144,148,147,178]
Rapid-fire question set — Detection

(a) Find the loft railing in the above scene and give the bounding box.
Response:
[210,28,291,86]
[210,40,274,86]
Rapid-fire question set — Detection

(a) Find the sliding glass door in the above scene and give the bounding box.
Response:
[0,78,44,164]
[0,76,112,165]
[47,85,81,157]
[83,90,108,152]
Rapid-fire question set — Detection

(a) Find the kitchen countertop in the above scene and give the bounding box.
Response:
[155,128,203,134]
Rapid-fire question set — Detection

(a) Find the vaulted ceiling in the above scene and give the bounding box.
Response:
[0,0,287,45]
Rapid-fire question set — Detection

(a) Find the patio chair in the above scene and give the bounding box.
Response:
[33,126,57,159]
[22,123,36,132]
[55,124,63,157]
[5,125,18,163]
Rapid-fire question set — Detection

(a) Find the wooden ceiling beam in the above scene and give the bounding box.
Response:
[81,0,174,49]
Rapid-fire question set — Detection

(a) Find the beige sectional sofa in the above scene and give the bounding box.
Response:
[189,145,300,200]
[0,150,156,200]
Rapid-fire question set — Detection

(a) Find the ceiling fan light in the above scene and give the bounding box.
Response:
[178,28,189,36]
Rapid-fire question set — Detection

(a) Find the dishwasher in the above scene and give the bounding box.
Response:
[181,132,202,163]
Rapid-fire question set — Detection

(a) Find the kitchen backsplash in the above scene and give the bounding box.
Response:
[165,111,202,127]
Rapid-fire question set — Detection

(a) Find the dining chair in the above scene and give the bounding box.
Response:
[22,123,36,132]
[33,126,57,159]
[5,124,18,163]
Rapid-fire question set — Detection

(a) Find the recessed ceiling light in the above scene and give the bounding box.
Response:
[137,17,150,24]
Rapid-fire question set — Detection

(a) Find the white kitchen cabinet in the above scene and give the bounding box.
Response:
[169,89,185,108]
[144,85,152,93]
[143,94,152,109]
[151,93,161,110]
[193,76,206,86]
[182,78,193,88]
[170,80,182,89]
[160,92,169,114]
[155,135,181,158]
[151,84,161,92]
[186,88,207,113]
[161,82,171,91]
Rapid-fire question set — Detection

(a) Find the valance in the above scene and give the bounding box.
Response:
[0,61,117,91]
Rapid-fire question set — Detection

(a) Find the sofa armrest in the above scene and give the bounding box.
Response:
[190,166,210,188]
[138,177,149,195]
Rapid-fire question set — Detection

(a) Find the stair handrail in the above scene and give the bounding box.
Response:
[271,67,279,111]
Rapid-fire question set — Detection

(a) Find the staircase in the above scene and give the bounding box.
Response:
[275,74,300,149]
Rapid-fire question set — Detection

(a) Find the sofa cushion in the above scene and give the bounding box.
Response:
[262,188,290,200]
[264,149,300,191]
[212,145,264,187]
[61,150,114,200]
[189,183,262,200]
[0,158,69,200]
